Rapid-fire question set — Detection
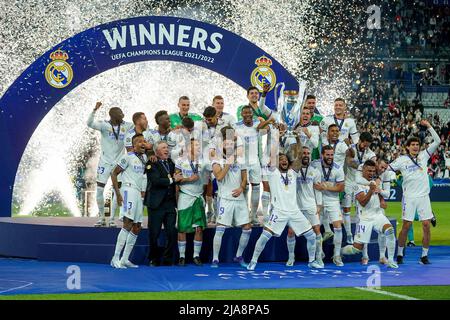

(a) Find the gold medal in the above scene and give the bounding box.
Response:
[284,184,289,190]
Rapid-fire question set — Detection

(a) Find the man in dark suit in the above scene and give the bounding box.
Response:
[145,141,183,266]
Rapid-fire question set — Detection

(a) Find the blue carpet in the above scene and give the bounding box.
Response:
[1,246,450,295]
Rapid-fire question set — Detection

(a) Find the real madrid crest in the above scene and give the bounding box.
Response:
[250,56,276,92]
[45,48,73,89]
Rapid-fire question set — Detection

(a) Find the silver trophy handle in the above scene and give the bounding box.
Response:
[274,82,285,113]
[297,79,308,120]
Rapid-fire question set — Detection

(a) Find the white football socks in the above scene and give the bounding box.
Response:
[121,231,137,263]
[287,235,296,262]
[333,227,343,257]
[178,240,186,258]
[212,226,226,262]
[96,186,105,218]
[304,229,317,263]
[378,233,386,259]
[193,240,202,258]
[236,229,252,257]
[251,229,272,263]
[113,228,129,260]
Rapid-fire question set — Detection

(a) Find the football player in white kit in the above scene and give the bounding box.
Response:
[175,139,207,266]
[390,120,441,265]
[319,124,350,241]
[211,126,251,268]
[110,134,147,268]
[246,134,322,270]
[234,106,275,226]
[87,102,133,227]
[212,95,236,127]
[167,117,201,159]
[289,146,324,267]
[343,132,376,245]
[201,106,229,223]
[319,98,359,144]
[355,158,393,265]
[313,145,346,266]
[148,110,171,147]
[124,112,152,153]
[341,160,398,269]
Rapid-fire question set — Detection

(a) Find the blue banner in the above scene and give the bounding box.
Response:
[0,16,298,217]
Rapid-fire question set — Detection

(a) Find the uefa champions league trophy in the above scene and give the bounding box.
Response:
[274,80,308,138]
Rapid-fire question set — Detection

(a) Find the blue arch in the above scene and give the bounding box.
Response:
[0,16,298,217]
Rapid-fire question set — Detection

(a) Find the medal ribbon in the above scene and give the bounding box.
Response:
[321,162,333,181]
[110,122,121,141]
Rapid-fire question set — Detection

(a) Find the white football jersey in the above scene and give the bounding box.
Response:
[233,120,261,165]
[212,159,245,201]
[388,127,441,198]
[296,165,321,211]
[283,124,320,153]
[312,160,345,205]
[321,140,349,168]
[175,157,206,197]
[355,165,392,200]
[148,128,170,145]
[218,112,236,127]
[320,115,359,143]
[389,153,431,198]
[355,184,384,219]
[117,152,147,192]
[167,126,202,159]
[346,144,376,184]
[264,168,299,213]
[87,112,133,165]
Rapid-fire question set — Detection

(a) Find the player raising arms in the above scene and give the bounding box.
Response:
[246,134,321,270]
[211,126,251,268]
[390,119,441,265]
[341,160,398,269]
[87,102,133,227]
[234,106,275,226]
[110,134,147,268]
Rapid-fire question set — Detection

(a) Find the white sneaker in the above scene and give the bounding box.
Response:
[387,261,399,269]
[247,261,257,271]
[94,218,106,227]
[107,219,117,228]
[333,256,344,267]
[111,257,126,269]
[361,257,369,265]
[308,260,324,269]
[346,235,354,245]
[379,257,388,265]
[316,258,325,268]
[323,231,334,242]
[121,260,138,268]
[286,258,295,267]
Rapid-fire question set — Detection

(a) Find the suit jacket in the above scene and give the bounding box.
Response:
[144,158,177,210]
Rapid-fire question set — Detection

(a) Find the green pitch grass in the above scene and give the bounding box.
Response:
[1,286,450,300]
[385,202,450,245]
